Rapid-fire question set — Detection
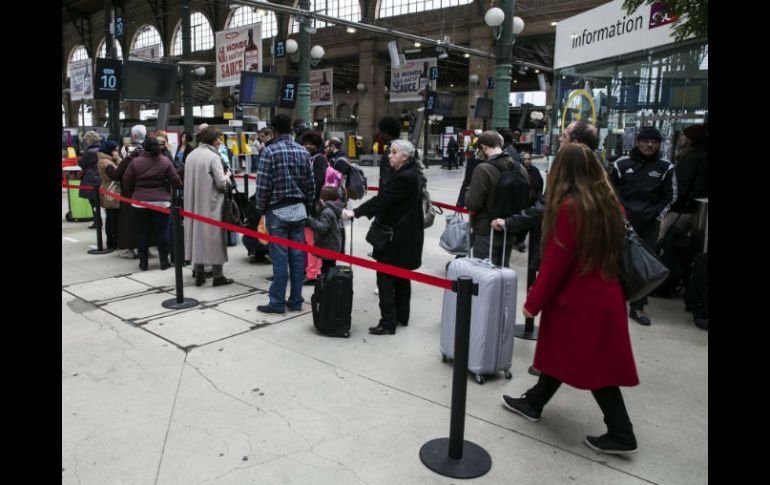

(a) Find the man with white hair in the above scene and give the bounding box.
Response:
[120,124,146,158]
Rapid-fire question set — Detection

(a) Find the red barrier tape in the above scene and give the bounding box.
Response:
[366,186,470,214]
[64,184,453,290]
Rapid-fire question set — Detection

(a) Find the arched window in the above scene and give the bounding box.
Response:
[97,39,124,59]
[171,12,215,55]
[132,25,164,57]
[78,103,93,127]
[69,45,89,65]
[379,0,471,18]
[292,0,360,34]
[227,6,277,39]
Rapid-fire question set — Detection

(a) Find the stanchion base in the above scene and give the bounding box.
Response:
[419,438,492,479]
[514,324,539,341]
[162,298,199,310]
[87,249,114,255]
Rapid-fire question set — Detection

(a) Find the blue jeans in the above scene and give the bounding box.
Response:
[266,211,306,310]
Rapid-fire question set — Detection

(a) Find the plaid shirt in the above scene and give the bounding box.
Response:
[255,134,315,212]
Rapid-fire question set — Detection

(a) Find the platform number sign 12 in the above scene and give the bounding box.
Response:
[425,91,436,113]
[94,58,122,102]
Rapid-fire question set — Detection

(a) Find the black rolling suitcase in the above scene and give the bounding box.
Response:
[310,220,353,338]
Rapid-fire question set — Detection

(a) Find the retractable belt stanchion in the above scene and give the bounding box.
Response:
[162,198,199,310]
[514,244,539,341]
[87,192,113,255]
[420,276,492,479]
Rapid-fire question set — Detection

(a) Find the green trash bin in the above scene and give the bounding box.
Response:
[63,166,94,222]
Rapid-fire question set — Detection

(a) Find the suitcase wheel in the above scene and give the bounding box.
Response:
[65,211,73,222]
[504,370,513,379]
[474,374,485,385]
[341,331,350,338]
[441,354,449,363]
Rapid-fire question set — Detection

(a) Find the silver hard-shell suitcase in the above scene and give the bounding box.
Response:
[440,230,517,384]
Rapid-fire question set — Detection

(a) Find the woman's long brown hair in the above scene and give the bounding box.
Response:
[541,143,625,279]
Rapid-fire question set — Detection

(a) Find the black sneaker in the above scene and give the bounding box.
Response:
[629,308,651,326]
[303,278,317,286]
[584,434,638,455]
[265,275,274,282]
[501,394,541,422]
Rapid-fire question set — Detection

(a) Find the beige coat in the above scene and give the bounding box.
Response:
[97,153,120,209]
[183,144,229,265]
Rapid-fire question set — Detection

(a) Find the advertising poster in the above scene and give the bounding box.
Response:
[390,57,437,103]
[129,44,161,62]
[69,59,93,102]
[215,23,262,87]
[310,68,333,107]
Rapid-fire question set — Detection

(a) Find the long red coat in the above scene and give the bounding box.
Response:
[524,199,639,390]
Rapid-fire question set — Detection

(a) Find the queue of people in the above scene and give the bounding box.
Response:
[71,116,706,457]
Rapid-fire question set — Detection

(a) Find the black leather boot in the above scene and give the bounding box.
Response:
[159,249,171,270]
[138,250,149,271]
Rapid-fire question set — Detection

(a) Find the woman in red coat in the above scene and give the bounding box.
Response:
[501,143,639,455]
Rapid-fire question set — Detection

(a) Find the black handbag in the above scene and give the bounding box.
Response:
[365,219,394,251]
[620,222,670,302]
[222,189,241,225]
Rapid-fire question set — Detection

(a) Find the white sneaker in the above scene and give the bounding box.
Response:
[119,249,136,259]
[374,289,379,295]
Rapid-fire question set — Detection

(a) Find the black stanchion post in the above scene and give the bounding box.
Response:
[514,244,539,340]
[88,190,113,255]
[243,173,249,199]
[420,276,491,479]
[162,204,198,310]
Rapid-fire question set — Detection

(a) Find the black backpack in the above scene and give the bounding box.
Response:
[488,158,533,219]
[650,220,697,297]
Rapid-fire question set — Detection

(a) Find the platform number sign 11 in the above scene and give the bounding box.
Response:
[94,58,122,102]
[279,75,299,108]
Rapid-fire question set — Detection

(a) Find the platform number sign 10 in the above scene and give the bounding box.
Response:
[94,58,122,102]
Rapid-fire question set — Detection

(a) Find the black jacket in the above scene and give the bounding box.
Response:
[78,143,101,201]
[526,164,544,196]
[355,160,424,270]
[379,150,395,188]
[671,146,708,213]
[456,155,481,207]
[609,147,675,234]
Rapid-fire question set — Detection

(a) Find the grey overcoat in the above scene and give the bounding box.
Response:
[183,144,229,265]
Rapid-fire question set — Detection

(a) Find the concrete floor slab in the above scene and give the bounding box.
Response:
[64,275,154,302]
[212,292,313,325]
[143,308,256,349]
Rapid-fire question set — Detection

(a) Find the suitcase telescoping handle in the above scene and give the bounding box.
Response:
[348,218,353,269]
[487,227,508,268]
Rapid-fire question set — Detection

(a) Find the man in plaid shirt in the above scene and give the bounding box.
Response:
[254,114,315,314]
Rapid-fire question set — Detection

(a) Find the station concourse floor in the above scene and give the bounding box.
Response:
[62,161,707,484]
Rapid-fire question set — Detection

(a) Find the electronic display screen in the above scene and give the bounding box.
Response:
[240,71,282,107]
[121,61,177,102]
[425,91,455,116]
[474,97,493,118]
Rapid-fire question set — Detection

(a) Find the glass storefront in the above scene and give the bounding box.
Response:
[551,38,708,162]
